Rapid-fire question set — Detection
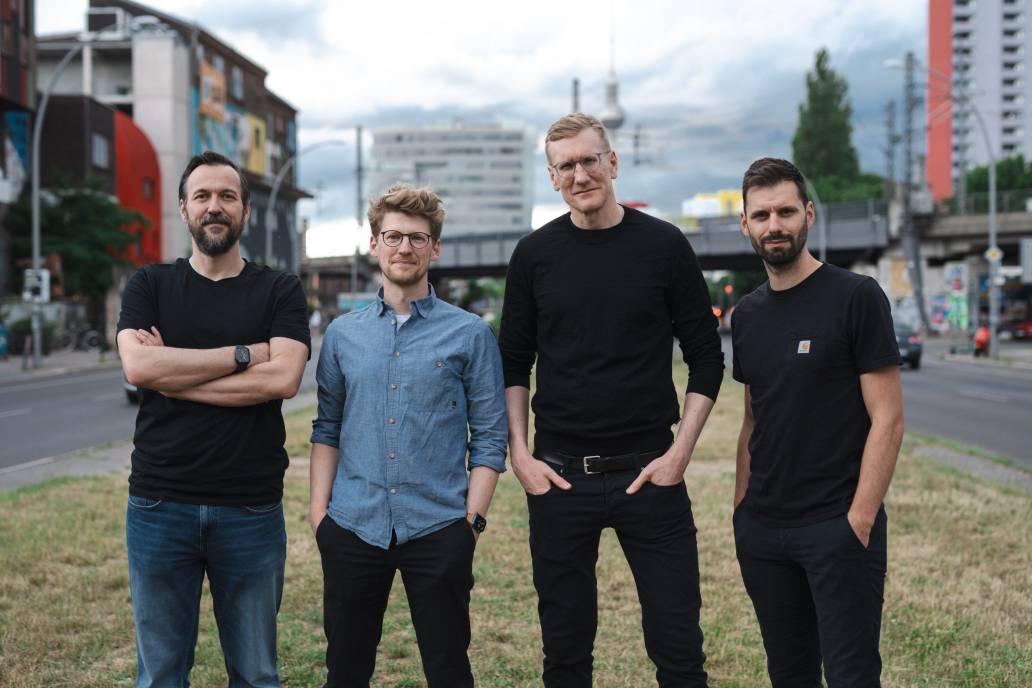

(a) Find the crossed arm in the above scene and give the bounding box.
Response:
[117,326,308,407]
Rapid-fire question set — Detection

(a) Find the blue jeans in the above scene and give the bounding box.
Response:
[125,496,287,688]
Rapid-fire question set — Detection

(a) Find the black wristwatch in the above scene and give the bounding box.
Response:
[233,345,250,373]
[467,512,487,534]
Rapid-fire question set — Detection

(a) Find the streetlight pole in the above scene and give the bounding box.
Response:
[30,41,90,368]
[886,54,998,354]
[264,137,353,274]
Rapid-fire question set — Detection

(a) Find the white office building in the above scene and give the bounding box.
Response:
[371,122,534,236]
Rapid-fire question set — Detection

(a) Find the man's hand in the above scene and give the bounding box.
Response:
[309,507,326,536]
[626,448,688,495]
[135,326,164,346]
[847,509,873,548]
[510,447,571,495]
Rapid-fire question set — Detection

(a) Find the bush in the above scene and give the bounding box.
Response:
[6,318,57,355]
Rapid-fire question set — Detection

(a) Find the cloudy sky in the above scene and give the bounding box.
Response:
[39,0,927,256]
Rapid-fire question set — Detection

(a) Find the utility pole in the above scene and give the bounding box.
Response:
[902,52,931,332]
[572,77,580,112]
[884,100,898,200]
[350,125,362,306]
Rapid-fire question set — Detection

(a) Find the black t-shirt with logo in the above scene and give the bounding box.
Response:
[117,259,310,505]
[731,264,900,526]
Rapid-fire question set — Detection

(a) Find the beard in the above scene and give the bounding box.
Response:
[751,221,809,267]
[382,260,428,287]
[189,211,244,257]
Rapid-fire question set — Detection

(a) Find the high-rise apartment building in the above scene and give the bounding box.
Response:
[371,122,533,236]
[927,0,1031,202]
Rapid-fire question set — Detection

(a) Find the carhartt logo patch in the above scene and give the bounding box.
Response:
[797,340,811,354]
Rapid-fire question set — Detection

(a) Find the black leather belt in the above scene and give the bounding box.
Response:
[534,449,666,475]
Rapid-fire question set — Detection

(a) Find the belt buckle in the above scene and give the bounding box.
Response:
[582,455,601,475]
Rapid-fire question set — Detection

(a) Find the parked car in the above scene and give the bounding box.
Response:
[1010,321,1032,340]
[895,322,923,370]
[124,375,139,404]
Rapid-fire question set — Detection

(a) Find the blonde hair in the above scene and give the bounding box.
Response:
[367,183,446,239]
[544,113,612,163]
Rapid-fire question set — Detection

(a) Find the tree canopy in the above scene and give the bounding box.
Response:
[792,48,882,202]
[8,176,148,301]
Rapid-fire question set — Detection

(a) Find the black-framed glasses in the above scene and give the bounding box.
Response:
[551,151,611,180]
[379,230,433,249]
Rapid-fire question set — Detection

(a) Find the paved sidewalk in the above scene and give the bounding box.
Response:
[927,336,1032,370]
[0,347,122,387]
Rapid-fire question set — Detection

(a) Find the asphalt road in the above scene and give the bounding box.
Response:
[2,339,1031,473]
[719,335,1032,469]
[0,352,319,471]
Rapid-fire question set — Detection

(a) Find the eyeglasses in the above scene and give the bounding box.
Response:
[551,151,611,180]
[379,230,433,249]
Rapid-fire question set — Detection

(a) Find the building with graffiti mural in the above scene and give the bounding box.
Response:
[0,0,34,294]
[37,0,310,271]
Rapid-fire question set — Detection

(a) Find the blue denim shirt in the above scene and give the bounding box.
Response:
[311,287,507,549]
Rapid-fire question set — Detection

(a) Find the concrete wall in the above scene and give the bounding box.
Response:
[131,32,191,262]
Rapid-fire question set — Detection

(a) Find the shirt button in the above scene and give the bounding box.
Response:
[390,383,398,390]
[435,361,444,367]
[388,452,396,459]
[387,417,396,425]
[390,319,396,326]
[390,488,397,495]
[394,351,400,357]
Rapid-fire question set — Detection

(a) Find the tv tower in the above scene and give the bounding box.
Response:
[599,18,625,132]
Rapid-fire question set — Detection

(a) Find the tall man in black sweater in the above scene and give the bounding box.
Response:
[499,113,723,687]
[732,158,904,687]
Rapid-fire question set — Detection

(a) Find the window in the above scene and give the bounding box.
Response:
[91,133,110,170]
[231,66,243,100]
[212,53,224,73]
[142,178,155,200]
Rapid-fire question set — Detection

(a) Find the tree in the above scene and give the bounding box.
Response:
[7,176,148,333]
[965,155,1032,193]
[792,48,882,202]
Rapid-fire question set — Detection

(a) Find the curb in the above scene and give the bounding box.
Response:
[938,353,1032,371]
[0,358,124,389]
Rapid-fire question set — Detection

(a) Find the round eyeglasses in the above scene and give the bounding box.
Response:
[379,230,433,249]
[551,151,611,180]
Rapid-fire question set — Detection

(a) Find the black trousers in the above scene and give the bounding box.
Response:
[316,516,476,688]
[734,506,888,688]
[526,465,708,687]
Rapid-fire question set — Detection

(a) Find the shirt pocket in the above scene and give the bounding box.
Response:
[784,329,828,375]
[408,350,466,415]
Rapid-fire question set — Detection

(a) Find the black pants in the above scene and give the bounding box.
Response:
[734,506,888,688]
[526,465,708,687]
[316,516,476,688]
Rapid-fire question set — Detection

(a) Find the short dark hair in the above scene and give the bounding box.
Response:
[741,157,808,211]
[178,151,250,206]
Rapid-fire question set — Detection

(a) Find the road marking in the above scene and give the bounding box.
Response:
[959,390,1010,404]
[0,455,56,476]
[93,391,125,402]
[0,370,121,395]
[0,408,30,419]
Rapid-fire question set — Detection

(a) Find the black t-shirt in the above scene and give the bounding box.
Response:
[731,264,900,526]
[499,207,724,455]
[117,259,310,505]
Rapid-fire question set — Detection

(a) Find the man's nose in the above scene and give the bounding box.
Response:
[573,162,592,184]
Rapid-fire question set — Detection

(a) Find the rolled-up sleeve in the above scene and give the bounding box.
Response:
[463,320,508,473]
[310,327,346,448]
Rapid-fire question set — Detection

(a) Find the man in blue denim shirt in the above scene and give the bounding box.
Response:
[309,184,507,688]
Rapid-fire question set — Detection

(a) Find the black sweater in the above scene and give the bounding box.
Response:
[498,207,724,456]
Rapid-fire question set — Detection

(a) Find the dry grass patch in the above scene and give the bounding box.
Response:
[0,368,1029,686]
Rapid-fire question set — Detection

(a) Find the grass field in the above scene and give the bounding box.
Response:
[1,371,1030,686]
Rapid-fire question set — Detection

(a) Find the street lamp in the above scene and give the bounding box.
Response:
[30,20,146,368]
[885,55,1002,357]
